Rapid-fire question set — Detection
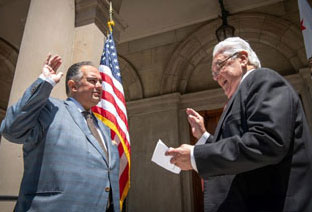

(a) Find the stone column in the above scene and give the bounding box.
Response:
[0,0,125,210]
[0,0,75,211]
[126,93,184,212]
[72,23,105,65]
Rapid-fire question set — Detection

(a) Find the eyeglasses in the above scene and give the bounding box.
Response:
[212,52,239,80]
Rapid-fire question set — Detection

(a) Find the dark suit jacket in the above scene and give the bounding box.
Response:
[194,68,312,212]
[0,79,120,212]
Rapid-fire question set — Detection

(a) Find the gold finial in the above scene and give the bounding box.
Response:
[108,1,115,32]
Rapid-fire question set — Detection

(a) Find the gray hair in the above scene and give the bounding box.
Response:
[65,61,95,96]
[213,37,261,68]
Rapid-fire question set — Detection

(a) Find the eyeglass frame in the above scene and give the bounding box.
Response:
[212,52,240,80]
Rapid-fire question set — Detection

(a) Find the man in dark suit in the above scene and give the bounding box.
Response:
[167,37,312,212]
[0,55,120,211]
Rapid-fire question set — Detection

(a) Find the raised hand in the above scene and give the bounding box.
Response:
[186,108,206,139]
[42,54,63,83]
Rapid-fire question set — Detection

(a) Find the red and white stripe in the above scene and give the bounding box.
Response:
[92,64,130,208]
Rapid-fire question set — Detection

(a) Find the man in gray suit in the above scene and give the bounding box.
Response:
[0,55,120,211]
[167,37,312,211]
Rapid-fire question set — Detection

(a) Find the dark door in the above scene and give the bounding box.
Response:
[190,109,223,212]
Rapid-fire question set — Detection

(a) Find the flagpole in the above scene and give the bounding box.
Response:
[99,2,130,211]
[108,0,114,32]
[109,1,113,22]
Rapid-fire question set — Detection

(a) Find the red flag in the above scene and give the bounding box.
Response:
[298,0,312,59]
[92,30,130,210]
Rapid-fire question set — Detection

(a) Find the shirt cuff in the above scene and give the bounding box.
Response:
[196,131,210,145]
[191,131,211,172]
[190,146,198,172]
[39,74,56,87]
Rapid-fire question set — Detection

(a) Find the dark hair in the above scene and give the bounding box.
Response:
[65,61,94,96]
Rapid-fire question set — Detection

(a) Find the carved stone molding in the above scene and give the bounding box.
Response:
[75,0,127,41]
[118,55,144,101]
[0,38,18,68]
[161,13,305,95]
[127,92,181,117]
[0,38,18,118]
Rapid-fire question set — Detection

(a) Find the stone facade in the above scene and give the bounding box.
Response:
[0,0,312,211]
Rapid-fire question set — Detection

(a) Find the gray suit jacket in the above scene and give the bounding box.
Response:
[194,68,312,212]
[0,78,120,212]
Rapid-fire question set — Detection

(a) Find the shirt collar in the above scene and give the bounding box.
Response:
[240,68,255,85]
[68,97,89,113]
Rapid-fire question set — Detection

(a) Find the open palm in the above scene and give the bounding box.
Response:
[186,108,206,139]
[42,54,63,83]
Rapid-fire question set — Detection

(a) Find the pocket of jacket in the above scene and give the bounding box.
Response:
[25,191,63,196]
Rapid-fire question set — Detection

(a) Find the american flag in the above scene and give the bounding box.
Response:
[298,0,312,59]
[92,31,130,209]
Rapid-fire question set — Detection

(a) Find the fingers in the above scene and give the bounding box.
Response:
[186,108,195,117]
[187,108,204,123]
[186,108,200,118]
[50,55,62,70]
[44,54,52,65]
[187,114,197,125]
[42,54,63,84]
[52,58,62,71]
[165,147,178,156]
[166,145,193,170]
[170,155,177,165]
[166,149,180,165]
[186,108,206,139]
[45,54,61,66]
[165,144,191,159]
[166,147,181,166]
[44,54,62,73]
[187,114,202,133]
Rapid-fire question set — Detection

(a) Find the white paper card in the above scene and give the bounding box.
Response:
[151,139,181,174]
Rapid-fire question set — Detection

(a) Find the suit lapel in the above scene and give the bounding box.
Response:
[213,91,237,141]
[64,99,108,165]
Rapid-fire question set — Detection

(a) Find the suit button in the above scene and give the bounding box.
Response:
[105,187,110,192]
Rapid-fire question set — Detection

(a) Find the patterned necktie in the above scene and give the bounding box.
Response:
[82,111,108,160]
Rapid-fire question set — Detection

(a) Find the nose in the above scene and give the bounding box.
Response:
[95,80,102,89]
[211,67,220,81]
[213,72,221,81]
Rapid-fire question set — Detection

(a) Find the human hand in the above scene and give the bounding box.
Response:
[186,108,206,139]
[42,54,63,83]
[165,144,193,170]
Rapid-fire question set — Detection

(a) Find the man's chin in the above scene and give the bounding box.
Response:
[222,88,229,97]
[223,90,231,99]
[91,97,101,105]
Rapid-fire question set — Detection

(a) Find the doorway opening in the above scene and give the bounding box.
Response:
[190,108,223,212]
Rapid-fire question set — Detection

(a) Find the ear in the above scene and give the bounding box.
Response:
[68,80,78,94]
[238,51,249,67]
